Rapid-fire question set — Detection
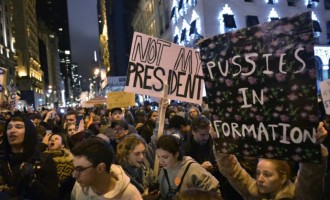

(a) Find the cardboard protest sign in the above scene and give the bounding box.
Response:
[320,79,330,115]
[125,32,204,104]
[198,12,321,163]
[107,91,135,109]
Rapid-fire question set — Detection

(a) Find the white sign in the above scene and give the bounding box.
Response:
[125,32,204,104]
[320,79,330,114]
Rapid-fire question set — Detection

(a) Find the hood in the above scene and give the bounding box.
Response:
[4,115,38,161]
[103,164,131,198]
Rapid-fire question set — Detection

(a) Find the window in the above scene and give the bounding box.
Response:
[327,21,330,44]
[189,20,196,35]
[246,15,259,27]
[270,17,279,21]
[325,0,330,9]
[178,0,183,11]
[223,14,236,28]
[173,35,178,43]
[313,20,322,32]
[171,7,176,19]
[287,0,296,6]
[180,28,186,42]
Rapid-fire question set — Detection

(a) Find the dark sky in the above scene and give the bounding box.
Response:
[67,0,99,80]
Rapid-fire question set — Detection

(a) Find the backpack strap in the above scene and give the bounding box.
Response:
[163,162,194,193]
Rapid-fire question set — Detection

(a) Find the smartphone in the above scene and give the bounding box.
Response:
[76,114,84,127]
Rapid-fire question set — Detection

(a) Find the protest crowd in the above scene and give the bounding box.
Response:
[0,97,327,200]
[0,11,329,200]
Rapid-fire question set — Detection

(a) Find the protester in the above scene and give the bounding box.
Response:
[214,122,328,199]
[117,134,159,199]
[156,134,221,199]
[0,115,59,199]
[101,107,137,138]
[165,115,190,141]
[186,106,200,124]
[43,133,75,200]
[183,115,242,200]
[139,110,158,143]
[71,137,142,199]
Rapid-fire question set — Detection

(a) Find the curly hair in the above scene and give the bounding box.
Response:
[116,134,146,165]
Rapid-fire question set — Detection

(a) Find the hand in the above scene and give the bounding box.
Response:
[315,121,328,144]
[76,119,85,133]
[201,161,213,171]
[143,190,159,200]
[209,124,218,138]
[136,122,143,129]
[42,132,52,145]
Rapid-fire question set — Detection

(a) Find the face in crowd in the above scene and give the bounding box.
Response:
[156,148,179,169]
[113,124,128,141]
[48,134,64,151]
[189,108,199,119]
[66,114,77,125]
[149,111,158,124]
[256,159,288,196]
[72,156,96,187]
[111,109,123,121]
[192,126,210,145]
[67,124,76,137]
[127,142,146,168]
[6,120,25,152]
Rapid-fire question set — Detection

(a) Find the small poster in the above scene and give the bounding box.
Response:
[107,91,135,109]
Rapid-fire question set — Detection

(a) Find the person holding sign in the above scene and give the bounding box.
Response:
[214,122,328,200]
[156,134,221,199]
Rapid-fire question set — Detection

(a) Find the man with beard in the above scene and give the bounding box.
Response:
[100,108,137,139]
[182,115,243,200]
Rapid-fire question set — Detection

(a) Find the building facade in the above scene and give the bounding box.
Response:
[0,0,15,107]
[36,0,73,106]
[133,0,330,92]
[10,0,44,108]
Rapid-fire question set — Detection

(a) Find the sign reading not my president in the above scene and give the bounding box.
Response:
[125,32,204,104]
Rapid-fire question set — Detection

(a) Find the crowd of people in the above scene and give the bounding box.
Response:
[0,98,328,200]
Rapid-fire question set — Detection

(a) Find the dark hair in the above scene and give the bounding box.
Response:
[71,138,114,173]
[191,115,211,132]
[156,134,183,161]
[49,133,68,149]
[168,115,187,129]
[147,110,157,120]
[4,115,38,161]
[66,110,78,119]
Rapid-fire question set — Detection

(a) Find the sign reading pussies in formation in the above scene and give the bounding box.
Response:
[198,12,321,162]
[125,32,204,104]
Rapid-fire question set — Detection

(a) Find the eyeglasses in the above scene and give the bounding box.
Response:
[72,165,94,176]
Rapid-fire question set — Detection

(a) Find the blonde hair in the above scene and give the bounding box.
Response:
[116,134,146,165]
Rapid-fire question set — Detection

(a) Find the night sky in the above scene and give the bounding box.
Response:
[67,0,99,81]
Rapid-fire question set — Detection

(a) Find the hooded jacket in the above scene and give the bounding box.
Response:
[215,145,328,200]
[158,156,221,199]
[71,164,142,200]
[0,115,59,200]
